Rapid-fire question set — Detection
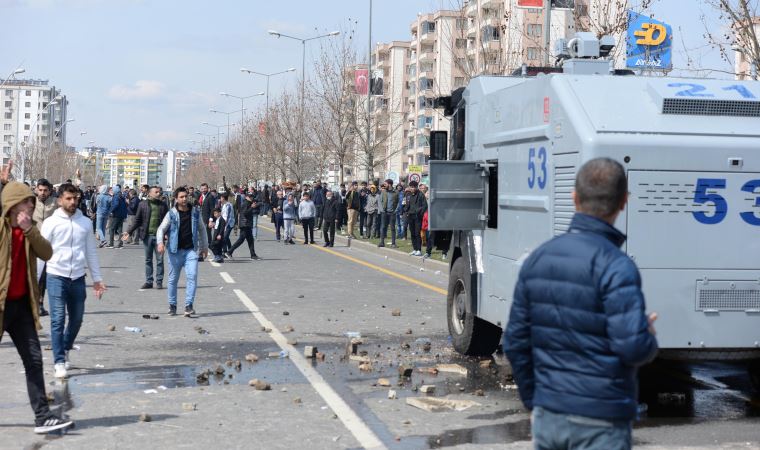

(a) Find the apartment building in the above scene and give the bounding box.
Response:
[102,149,167,189]
[0,79,68,170]
[406,10,463,173]
[734,16,759,80]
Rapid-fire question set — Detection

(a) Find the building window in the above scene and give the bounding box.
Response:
[419,78,434,90]
[25,101,31,108]
[455,38,467,49]
[527,47,540,60]
[3,124,10,131]
[4,112,11,119]
[482,25,500,42]
[408,136,414,149]
[417,116,433,128]
[408,64,416,76]
[456,18,467,30]
[527,24,542,37]
[25,90,31,96]
[417,134,429,147]
[24,124,30,131]
[422,21,436,34]
[25,113,31,119]
[454,77,466,88]
[4,89,11,96]
[3,135,12,142]
[3,101,10,107]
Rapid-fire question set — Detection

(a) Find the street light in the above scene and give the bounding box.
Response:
[209,108,244,149]
[0,67,25,90]
[219,91,264,129]
[240,68,295,116]
[201,121,224,147]
[268,30,340,163]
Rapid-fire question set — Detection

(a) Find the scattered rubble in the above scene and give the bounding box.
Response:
[479,360,493,368]
[418,367,439,375]
[358,362,373,372]
[298,295,305,298]
[398,365,414,378]
[315,352,326,361]
[138,413,152,422]
[293,397,302,404]
[304,346,318,358]
[284,325,295,333]
[107,325,116,332]
[283,311,290,316]
[406,397,481,412]
[182,402,197,412]
[474,389,485,397]
[248,379,271,390]
[245,353,259,363]
[436,364,468,376]
[141,314,159,320]
[377,378,391,387]
[420,385,436,394]
[287,338,298,345]
[405,329,413,335]
[391,309,401,317]
[349,355,370,363]
[388,390,398,399]
[194,326,209,335]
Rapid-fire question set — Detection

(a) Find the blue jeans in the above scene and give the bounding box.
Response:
[167,248,198,307]
[532,406,632,450]
[223,225,233,253]
[251,215,259,239]
[143,235,164,285]
[274,213,284,240]
[96,214,108,242]
[47,275,87,364]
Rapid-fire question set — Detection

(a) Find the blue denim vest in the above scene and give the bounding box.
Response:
[167,206,201,253]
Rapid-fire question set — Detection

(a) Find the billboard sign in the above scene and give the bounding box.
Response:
[626,10,673,69]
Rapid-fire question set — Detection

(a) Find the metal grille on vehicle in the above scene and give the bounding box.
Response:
[662,98,760,117]
[696,281,760,311]
[553,164,576,235]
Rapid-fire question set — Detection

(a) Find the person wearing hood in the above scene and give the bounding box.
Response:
[0,164,74,434]
[107,184,127,249]
[41,183,106,380]
[95,184,111,247]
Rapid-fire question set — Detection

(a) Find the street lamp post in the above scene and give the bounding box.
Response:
[201,122,224,149]
[0,67,25,90]
[268,30,340,169]
[209,109,244,150]
[239,68,296,117]
[219,91,264,130]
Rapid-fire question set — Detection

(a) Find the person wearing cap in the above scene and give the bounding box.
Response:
[0,162,74,434]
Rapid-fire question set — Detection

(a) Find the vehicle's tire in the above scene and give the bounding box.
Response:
[447,256,502,356]
[749,359,760,392]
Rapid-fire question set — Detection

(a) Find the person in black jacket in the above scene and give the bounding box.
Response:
[504,158,658,450]
[312,181,325,230]
[321,190,340,247]
[229,192,260,259]
[122,186,169,289]
[403,180,427,256]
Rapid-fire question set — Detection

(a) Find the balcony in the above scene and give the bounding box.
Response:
[418,70,434,80]
[484,16,500,28]
[418,51,434,62]
[465,2,478,17]
[420,31,435,44]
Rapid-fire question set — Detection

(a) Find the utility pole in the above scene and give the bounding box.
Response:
[543,0,552,66]
[366,0,373,181]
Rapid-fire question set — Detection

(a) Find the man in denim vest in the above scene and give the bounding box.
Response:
[156,186,208,317]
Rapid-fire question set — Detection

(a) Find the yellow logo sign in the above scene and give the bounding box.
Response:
[634,23,667,46]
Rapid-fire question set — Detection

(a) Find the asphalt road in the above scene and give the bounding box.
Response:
[1,225,759,449]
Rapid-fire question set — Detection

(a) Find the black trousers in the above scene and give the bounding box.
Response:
[315,205,324,228]
[301,218,315,243]
[359,211,367,236]
[323,220,336,244]
[1,300,51,425]
[407,214,422,251]
[230,226,256,257]
[380,212,396,244]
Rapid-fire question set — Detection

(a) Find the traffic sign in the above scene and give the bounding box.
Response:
[407,164,423,174]
[386,171,399,184]
[408,173,421,184]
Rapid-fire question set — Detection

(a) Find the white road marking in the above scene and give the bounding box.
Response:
[219,272,235,284]
[232,289,385,450]
[209,261,221,268]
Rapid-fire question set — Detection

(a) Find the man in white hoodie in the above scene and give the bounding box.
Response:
[40,184,107,379]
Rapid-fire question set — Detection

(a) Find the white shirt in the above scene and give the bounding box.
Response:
[40,208,103,282]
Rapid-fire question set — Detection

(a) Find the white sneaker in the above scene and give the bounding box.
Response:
[414,251,423,256]
[54,363,67,379]
[409,251,416,256]
[64,351,71,370]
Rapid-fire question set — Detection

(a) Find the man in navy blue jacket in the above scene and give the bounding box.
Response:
[504,157,658,450]
[107,185,128,249]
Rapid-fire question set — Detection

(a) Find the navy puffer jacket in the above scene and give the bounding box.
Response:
[504,213,658,421]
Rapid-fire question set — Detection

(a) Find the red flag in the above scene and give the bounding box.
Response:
[258,122,266,136]
[355,69,368,95]
[517,0,543,6]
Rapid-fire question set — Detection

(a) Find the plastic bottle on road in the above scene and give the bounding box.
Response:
[344,331,362,339]
[124,326,142,333]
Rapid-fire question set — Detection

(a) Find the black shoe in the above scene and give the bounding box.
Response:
[390,244,398,248]
[303,241,309,245]
[310,241,315,244]
[250,255,261,260]
[184,305,195,317]
[156,282,163,289]
[323,242,330,247]
[34,416,74,434]
[141,282,153,289]
[168,305,177,316]
[378,242,385,248]
[39,306,49,317]
[328,243,334,247]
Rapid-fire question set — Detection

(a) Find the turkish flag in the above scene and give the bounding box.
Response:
[517,0,543,6]
[258,122,266,136]
[355,69,369,95]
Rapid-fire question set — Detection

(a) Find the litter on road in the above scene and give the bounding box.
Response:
[405,397,481,412]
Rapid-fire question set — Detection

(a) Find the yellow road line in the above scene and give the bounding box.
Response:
[258,224,447,296]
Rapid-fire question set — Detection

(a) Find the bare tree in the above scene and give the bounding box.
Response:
[703,0,760,79]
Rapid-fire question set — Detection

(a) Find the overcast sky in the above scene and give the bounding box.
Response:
[2,0,726,151]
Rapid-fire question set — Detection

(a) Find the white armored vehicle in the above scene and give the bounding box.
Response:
[429,33,760,385]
